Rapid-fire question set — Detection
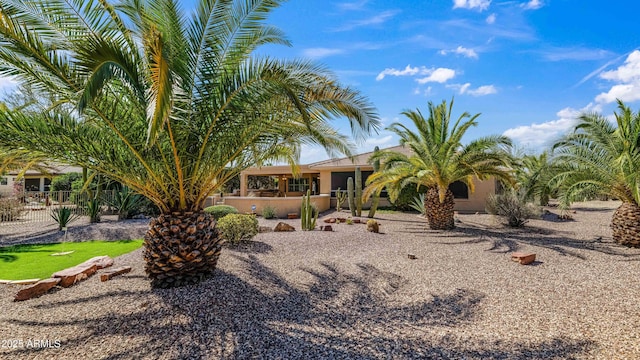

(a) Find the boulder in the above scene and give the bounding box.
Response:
[323,225,333,231]
[14,278,61,302]
[84,255,114,269]
[100,267,132,282]
[366,220,380,233]
[274,222,295,232]
[52,263,99,287]
[323,218,336,223]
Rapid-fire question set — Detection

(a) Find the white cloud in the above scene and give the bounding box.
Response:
[595,50,640,104]
[376,65,430,81]
[365,135,394,146]
[452,0,491,11]
[302,48,345,59]
[333,10,400,31]
[503,104,600,149]
[337,0,369,11]
[486,13,496,24]
[0,76,17,92]
[521,0,543,10]
[416,68,456,84]
[447,82,497,96]
[439,46,479,59]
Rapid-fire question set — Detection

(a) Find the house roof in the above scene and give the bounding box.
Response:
[7,163,83,176]
[308,145,412,169]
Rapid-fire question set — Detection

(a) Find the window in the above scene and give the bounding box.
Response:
[449,181,469,199]
[0,177,7,186]
[288,178,309,192]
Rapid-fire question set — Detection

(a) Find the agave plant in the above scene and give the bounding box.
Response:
[51,206,81,231]
[0,0,379,287]
[553,100,640,247]
[110,187,144,221]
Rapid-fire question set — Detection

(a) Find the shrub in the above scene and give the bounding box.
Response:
[391,185,427,211]
[86,197,101,223]
[217,214,258,243]
[204,205,239,220]
[0,198,25,222]
[262,205,277,219]
[409,193,426,216]
[50,172,82,192]
[110,187,144,220]
[51,206,81,231]
[486,189,541,227]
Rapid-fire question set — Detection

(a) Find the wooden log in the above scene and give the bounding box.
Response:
[100,267,132,282]
[14,278,61,302]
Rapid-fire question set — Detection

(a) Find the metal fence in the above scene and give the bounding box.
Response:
[0,190,118,225]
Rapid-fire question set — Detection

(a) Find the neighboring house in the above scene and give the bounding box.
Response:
[226,145,498,217]
[0,164,83,194]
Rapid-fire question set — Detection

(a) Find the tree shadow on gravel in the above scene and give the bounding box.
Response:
[4,256,595,359]
[430,219,640,260]
[223,240,273,254]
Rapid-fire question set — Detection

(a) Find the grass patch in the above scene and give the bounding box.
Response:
[0,240,143,280]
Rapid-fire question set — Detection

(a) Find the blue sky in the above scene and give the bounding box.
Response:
[2,0,638,164]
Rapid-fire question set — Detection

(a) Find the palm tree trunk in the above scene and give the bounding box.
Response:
[610,201,640,248]
[143,211,223,288]
[424,187,455,230]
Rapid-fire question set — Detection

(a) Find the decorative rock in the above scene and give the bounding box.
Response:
[100,267,132,282]
[84,255,114,269]
[52,264,99,287]
[367,220,380,233]
[353,218,362,224]
[287,213,298,219]
[274,222,295,232]
[511,252,536,265]
[323,218,336,223]
[323,225,333,231]
[408,254,417,260]
[337,218,347,223]
[14,278,61,301]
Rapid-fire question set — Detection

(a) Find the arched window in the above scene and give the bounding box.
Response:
[449,181,469,199]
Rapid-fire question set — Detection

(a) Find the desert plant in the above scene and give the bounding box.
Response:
[86,197,101,223]
[347,177,356,216]
[0,0,379,288]
[0,197,25,222]
[346,218,354,225]
[110,187,144,220]
[409,193,427,216]
[335,188,347,212]
[262,205,277,219]
[217,214,259,244]
[204,205,239,221]
[367,146,381,218]
[366,219,379,233]
[485,189,540,227]
[365,98,514,230]
[355,167,363,217]
[51,206,81,231]
[553,100,640,247]
[301,189,318,231]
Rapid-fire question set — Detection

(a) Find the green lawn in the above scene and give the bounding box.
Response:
[0,240,143,280]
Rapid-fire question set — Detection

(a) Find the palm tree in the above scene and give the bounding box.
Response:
[364,99,513,230]
[553,100,640,247]
[0,0,379,287]
[516,151,557,206]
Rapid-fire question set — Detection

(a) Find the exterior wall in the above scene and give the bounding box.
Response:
[223,195,331,218]
[453,178,496,213]
[0,175,51,193]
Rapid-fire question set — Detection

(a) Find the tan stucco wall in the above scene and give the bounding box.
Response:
[222,195,331,218]
[453,178,496,213]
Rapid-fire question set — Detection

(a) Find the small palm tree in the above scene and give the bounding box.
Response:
[0,0,379,287]
[553,100,640,247]
[365,99,514,230]
[516,151,557,206]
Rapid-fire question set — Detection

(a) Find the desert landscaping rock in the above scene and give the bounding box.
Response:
[1,201,640,359]
[273,222,295,232]
[13,278,61,302]
[100,266,132,282]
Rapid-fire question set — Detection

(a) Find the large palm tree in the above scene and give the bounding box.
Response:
[364,99,513,230]
[0,0,379,287]
[553,100,640,247]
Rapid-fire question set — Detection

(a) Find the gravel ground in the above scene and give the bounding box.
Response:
[1,201,639,359]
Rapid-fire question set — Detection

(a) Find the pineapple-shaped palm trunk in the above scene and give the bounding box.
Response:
[610,201,640,248]
[424,187,455,230]
[144,211,223,288]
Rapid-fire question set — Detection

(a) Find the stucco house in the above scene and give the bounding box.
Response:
[0,164,83,194]
[224,145,499,217]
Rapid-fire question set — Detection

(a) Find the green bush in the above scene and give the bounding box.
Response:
[262,205,277,219]
[217,214,258,243]
[204,205,239,220]
[50,172,82,192]
[391,185,427,211]
[486,189,541,227]
[0,198,25,222]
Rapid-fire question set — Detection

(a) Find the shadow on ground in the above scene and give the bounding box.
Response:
[5,256,594,359]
